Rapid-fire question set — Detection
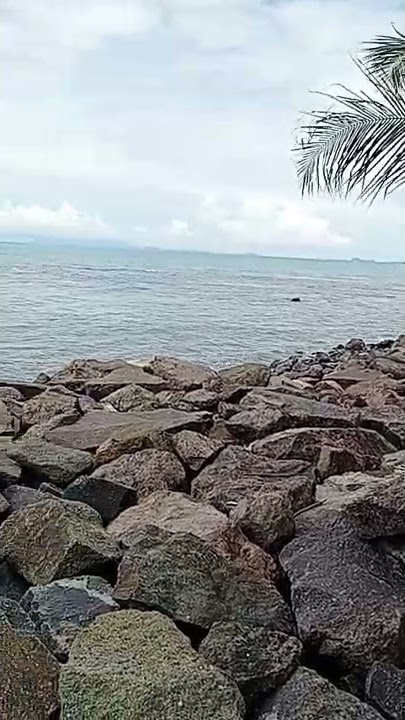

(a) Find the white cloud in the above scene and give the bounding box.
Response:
[0,201,114,239]
[0,0,403,259]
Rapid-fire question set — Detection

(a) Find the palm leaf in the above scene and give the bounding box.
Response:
[361,26,405,93]
[294,57,405,203]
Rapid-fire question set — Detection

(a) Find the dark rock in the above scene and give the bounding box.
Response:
[0,598,60,719]
[38,481,63,497]
[0,497,120,584]
[199,622,301,699]
[346,338,367,353]
[108,490,278,583]
[291,297,301,302]
[0,561,29,601]
[147,356,218,390]
[60,609,245,720]
[316,444,366,480]
[255,667,384,720]
[360,406,405,448]
[101,382,160,411]
[250,426,394,467]
[114,527,293,632]
[192,445,314,514]
[44,408,209,454]
[2,484,44,511]
[0,381,47,399]
[230,490,295,551]
[64,474,131,522]
[0,492,10,519]
[0,399,19,435]
[21,388,78,427]
[0,439,21,488]
[365,662,405,720]
[172,429,223,472]
[280,521,405,674]
[183,387,220,410]
[91,448,186,500]
[21,575,119,660]
[8,439,93,487]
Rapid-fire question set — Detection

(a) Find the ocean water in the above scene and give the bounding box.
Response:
[1,242,404,380]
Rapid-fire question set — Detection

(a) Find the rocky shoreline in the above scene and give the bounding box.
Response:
[1,336,405,718]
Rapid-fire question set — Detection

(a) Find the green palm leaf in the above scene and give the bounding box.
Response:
[294,56,405,203]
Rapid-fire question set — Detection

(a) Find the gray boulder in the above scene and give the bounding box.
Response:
[8,439,93,487]
[365,662,405,720]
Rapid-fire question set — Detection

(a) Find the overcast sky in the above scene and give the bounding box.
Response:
[1,0,403,260]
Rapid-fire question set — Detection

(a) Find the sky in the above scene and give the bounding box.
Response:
[1,0,404,260]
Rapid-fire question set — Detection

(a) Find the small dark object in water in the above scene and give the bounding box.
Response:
[291,297,301,302]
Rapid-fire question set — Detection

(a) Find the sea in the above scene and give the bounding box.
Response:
[1,241,404,381]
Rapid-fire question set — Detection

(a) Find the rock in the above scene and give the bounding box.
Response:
[191,445,314,514]
[148,356,218,390]
[343,475,405,538]
[324,365,388,389]
[267,375,315,399]
[219,363,271,388]
[0,438,21,488]
[0,492,9,518]
[0,497,120,584]
[64,475,131,522]
[0,399,20,435]
[48,358,128,387]
[183,388,219,410]
[200,622,301,699]
[8,439,93,487]
[39,481,63,497]
[0,387,24,402]
[346,338,368,353]
[60,609,245,720]
[23,409,80,441]
[382,450,405,472]
[365,662,405,720]
[375,356,405,380]
[280,521,405,673]
[21,388,78,427]
[83,365,168,399]
[2,484,44,511]
[108,490,278,582]
[0,561,29,601]
[21,575,119,660]
[0,598,60,719]
[92,449,186,500]
[250,427,394,467]
[361,406,405,448]
[343,378,404,409]
[114,527,293,632]
[172,430,223,472]
[0,381,47,399]
[316,444,367,480]
[230,491,295,551]
[255,667,384,720]
[44,408,209,453]
[101,382,160,411]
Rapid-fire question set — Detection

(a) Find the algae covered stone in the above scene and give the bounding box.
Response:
[60,609,245,720]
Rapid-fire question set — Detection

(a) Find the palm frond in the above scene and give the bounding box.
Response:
[294,58,405,203]
[361,26,405,93]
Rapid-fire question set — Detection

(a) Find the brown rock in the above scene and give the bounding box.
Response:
[172,430,223,471]
[44,408,209,453]
[101,383,160,412]
[219,363,271,388]
[250,427,394,467]
[0,598,60,719]
[0,381,47,400]
[0,400,19,435]
[316,444,368,481]
[324,365,388,389]
[7,439,93,487]
[108,490,278,583]
[343,474,405,539]
[0,498,120,584]
[343,378,404,409]
[48,358,127,386]
[148,356,218,390]
[191,445,314,514]
[360,406,405,448]
[230,491,295,551]
[91,449,186,500]
[183,388,220,410]
[0,438,21,488]
[84,365,168,400]
[22,388,78,428]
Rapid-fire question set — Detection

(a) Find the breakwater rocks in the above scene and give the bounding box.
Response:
[1,336,405,718]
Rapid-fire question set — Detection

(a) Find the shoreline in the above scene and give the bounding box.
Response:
[1,335,405,717]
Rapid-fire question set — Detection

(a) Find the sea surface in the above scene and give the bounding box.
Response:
[1,242,404,380]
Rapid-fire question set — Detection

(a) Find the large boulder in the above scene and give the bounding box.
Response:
[0,498,120,584]
[199,622,301,699]
[230,490,295,551]
[361,407,405,448]
[324,365,389,389]
[342,474,405,538]
[8,439,93,487]
[21,388,78,427]
[0,598,60,719]
[92,449,186,499]
[44,408,209,454]
[255,667,384,720]
[114,526,293,632]
[21,575,119,660]
[172,430,223,471]
[147,356,218,390]
[48,358,127,387]
[60,609,245,720]
[0,438,21,488]
[101,382,160,411]
[250,426,394,467]
[83,365,168,399]
[219,362,271,388]
[365,662,405,720]
[191,445,314,514]
[108,491,278,582]
[0,561,28,601]
[0,399,20,435]
[280,521,405,674]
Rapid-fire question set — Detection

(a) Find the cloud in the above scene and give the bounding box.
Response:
[1,0,403,259]
[0,201,114,239]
